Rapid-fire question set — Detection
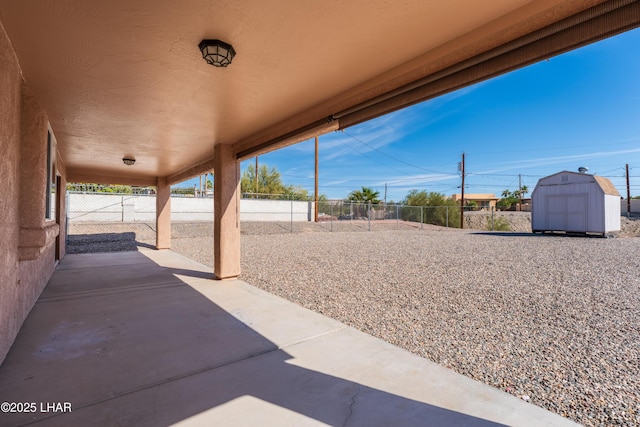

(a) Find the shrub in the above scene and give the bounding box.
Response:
[489,217,511,231]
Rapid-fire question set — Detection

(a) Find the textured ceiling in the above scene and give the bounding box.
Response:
[0,0,613,185]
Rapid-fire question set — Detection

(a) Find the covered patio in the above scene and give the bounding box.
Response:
[1,1,639,424]
[0,248,578,426]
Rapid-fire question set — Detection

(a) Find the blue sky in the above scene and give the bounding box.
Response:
[180,28,640,202]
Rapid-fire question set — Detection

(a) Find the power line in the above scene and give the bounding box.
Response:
[330,135,451,179]
[342,129,450,175]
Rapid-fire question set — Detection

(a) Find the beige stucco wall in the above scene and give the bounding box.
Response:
[0,21,23,365]
[0,23,66,365]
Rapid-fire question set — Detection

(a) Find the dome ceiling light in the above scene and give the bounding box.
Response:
[199,39,236,68]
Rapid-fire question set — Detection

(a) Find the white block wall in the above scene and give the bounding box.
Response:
[240,199,312,222]
[67,193,314,222]
[621,199,640,214]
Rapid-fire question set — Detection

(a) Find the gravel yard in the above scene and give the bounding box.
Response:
[67,220,640,426]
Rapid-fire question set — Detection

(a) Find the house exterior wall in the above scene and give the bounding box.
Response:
[0,25,66,364]
[451,193,499,209]
[0,21,23,366]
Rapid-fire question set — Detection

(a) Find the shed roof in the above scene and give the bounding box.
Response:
[537,171,620,197]
[594,175,621,197]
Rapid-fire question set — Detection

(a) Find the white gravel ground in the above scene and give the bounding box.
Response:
[237,230,640,427]
[67,221,640,426]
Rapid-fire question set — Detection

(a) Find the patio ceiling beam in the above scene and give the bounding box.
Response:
[166,158,216,187]
[335,0,639,129]
[225,0,640,165]
[66,171,157,187]
[235,118,340,161]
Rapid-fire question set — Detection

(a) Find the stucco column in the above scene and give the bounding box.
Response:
[156,177,171,249]
[213,144,241,279]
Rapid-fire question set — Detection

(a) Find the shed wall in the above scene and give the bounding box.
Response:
[532,178,607,234]
[604,194,621,233]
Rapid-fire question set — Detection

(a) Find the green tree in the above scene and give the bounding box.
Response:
[282,184,310,201]
[171,186,196,196]
[241,164,285,197]
[66,183,133,194]
[497,185,528,210]
[240,164,312,200]
[401,190,460,228]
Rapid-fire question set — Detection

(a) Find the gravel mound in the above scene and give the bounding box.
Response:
[464,211,532,232]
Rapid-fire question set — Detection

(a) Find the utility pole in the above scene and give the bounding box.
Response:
[518,173,522,211]
[314,136,319,222]
[460,152,465,229]
[384,183,387,205]
[626,164,631,214]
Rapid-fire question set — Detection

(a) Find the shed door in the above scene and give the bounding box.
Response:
[545,194,587,232]
[547,195,566,231]
[566,194,587,232]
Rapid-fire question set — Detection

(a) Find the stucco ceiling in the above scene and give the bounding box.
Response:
[0,0,630,185]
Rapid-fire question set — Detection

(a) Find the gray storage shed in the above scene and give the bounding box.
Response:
[531,171,620,235]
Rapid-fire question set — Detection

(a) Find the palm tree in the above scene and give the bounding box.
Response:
[347,186,380,218]
[347,186,381,203]
[517,185,529,211]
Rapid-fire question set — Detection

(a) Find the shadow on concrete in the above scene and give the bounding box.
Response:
[66,232,140,254]
[0,251,507,427]
[135,241,157,250]
[65,230,169,253]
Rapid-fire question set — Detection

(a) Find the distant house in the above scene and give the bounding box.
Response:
[451,193,499,210]
[531,171,620,235]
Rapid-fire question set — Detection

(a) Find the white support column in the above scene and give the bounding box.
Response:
[156,177,171,249]
[213,144,241,279]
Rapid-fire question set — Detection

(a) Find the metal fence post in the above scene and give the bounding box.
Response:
[396,204,399,229]
[491,206,495,231]
[446,206,449,228]
[420,206,423,230]
[368,201,371,231]
[330,203,333,232]
[290,199,293,233]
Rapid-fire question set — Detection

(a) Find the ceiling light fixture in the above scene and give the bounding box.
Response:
[199,39,236,67]
[123,158,136,166]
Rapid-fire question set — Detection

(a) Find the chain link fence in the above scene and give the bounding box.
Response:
[66,191,514,252]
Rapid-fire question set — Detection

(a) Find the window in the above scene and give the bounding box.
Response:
[46,129,56,220]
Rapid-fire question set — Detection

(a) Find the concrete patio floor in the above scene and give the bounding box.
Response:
[0,249,579,427]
